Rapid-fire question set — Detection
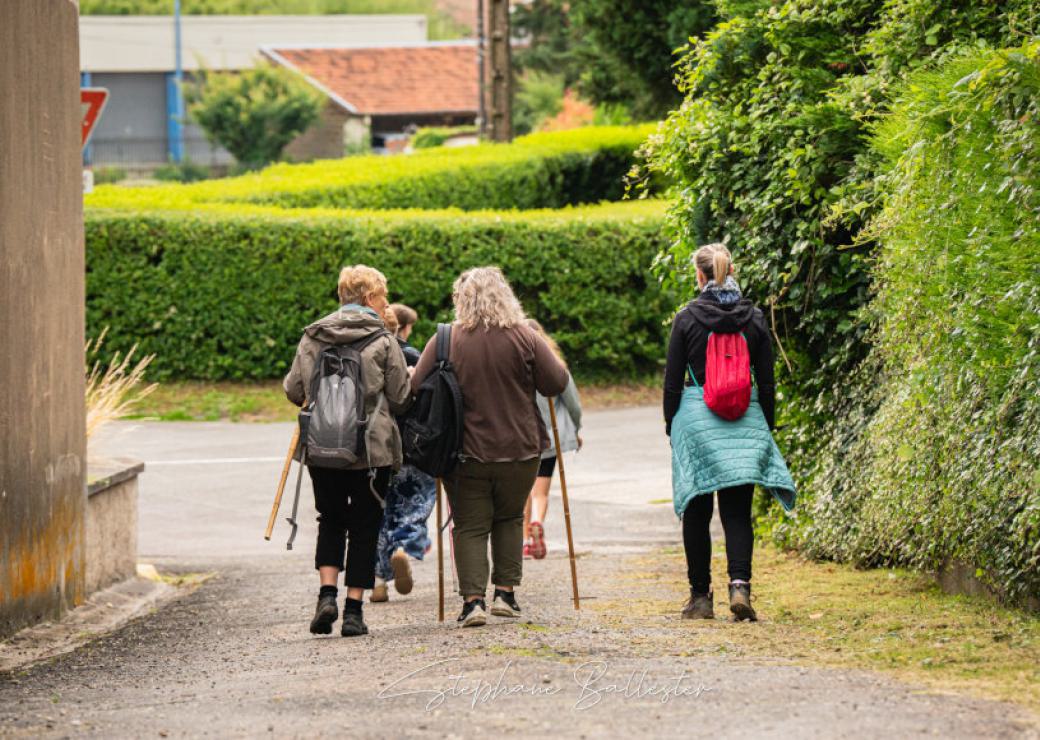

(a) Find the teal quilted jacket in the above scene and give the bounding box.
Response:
[670,385,796,517]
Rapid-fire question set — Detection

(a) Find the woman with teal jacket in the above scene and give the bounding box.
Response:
[663,243,796,622]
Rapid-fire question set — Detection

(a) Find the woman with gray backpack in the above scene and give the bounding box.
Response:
[283,265,412,638]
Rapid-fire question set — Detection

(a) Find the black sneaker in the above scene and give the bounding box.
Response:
[457,599,487,627]
[728,582,757,622]
[490,589,521,618]
[340,608,369,637]
[309,594,338,635]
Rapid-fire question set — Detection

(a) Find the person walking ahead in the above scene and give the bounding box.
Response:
[664,243,796,622]
[523,320,583,560]
[284,265,411,637]
[411,267,569,627]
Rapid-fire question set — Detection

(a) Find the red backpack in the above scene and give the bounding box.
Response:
[703,332,752,420]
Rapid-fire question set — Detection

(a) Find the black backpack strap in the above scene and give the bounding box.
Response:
[436,323,452,364]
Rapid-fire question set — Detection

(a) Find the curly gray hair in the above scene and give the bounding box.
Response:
[452,266,527,330]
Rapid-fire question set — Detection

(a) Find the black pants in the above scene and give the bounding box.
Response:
[682,484,754,593]
[310,466,391,590]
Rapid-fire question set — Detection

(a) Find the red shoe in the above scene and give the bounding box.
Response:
[522,542,533,559]
[528,521,547,560]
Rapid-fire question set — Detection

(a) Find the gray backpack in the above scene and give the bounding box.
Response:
[302,330,389,469]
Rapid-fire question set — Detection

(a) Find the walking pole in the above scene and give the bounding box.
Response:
[436,478,445,622]
[548,400,580,610]
[264,425,300,541]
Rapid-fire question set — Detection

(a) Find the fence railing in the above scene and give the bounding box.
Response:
[86,137,234,167]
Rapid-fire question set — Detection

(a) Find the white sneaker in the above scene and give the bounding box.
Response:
[457,599,487,627]
[490,591,521,618]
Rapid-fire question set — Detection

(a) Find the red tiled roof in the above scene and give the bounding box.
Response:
[265,44,478,116]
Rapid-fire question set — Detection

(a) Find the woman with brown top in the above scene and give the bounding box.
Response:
[411,267,569,627]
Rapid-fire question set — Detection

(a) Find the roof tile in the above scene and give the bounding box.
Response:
[271,45,478,116]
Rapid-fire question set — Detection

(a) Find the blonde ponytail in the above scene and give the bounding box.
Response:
[694,242,733,285]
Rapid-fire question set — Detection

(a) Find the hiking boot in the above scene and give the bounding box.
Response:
[457,599,487,628]
[489,589,521,618]
[528,521,547,560]
[370,577,389,603]
[681,589,714,620]
[391,548,413,595]
[728,582,757,622]
[309,593,338,635]
[340,607,369,637]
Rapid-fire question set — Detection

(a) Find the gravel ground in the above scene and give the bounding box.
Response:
[1,412,1035,738]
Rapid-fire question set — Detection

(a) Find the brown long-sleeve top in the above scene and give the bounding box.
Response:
[411,322,569,462]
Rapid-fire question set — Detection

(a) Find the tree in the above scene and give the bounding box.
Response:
[512,0,718,120]
[185,65,325,169]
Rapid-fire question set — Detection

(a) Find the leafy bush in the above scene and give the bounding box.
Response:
[185,64,325,169]
[411,126,478,150]
[85,200,672,381]
[646,0,1038,406]
[86,125,657,212]
[92,166,127,185]
[773,46,1040,603]
[153,159,212,183]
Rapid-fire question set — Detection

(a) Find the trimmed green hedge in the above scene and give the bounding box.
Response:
[86,125,656,212]
[773,46,1040,603]
[85,200,672,381]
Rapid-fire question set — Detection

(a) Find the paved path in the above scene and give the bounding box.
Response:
[1,408,1035,738]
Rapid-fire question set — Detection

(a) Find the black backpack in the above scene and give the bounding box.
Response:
[402,323,464,477]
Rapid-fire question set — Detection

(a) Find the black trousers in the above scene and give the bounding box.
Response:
[310,466,391,590]
[682,484,754,593]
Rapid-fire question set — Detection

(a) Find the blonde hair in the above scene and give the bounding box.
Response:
[527,319,567,368]
[694,242,733,285]
[390,303,418,331]
[337,264,387,305]
[452,266,527,330]
[382,306,399,334]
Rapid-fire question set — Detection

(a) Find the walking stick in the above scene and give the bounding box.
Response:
[264,425,300,541]
[548,400,580,610]
[436,478,445,622]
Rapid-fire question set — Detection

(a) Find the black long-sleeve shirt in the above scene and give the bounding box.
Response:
[663,296,776,435]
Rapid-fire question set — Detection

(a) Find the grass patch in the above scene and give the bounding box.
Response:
[594,545,1040,715]
[126,378,660,423]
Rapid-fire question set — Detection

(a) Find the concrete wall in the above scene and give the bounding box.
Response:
[86,461,143,595]
[0,0,86,638]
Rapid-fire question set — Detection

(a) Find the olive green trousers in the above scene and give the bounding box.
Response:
[443,458,540,598]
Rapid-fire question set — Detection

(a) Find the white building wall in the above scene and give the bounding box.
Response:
[80,15,428,72]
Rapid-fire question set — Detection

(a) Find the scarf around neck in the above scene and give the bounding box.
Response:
[700,275,742,305]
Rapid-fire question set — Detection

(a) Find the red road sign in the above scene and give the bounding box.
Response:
[81,88,109,148]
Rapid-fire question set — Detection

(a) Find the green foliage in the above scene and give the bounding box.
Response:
[153,159,212,183]
[84,201,672,381]
[513,0,718,120]
[92,166,127,185]
[410,126,478,150]
[773,46,1040,602]
[513,72,566,136]
[647,0,1038,403]
[78,0,469,40]
[185,65,325,169]
[87,125,657,211]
